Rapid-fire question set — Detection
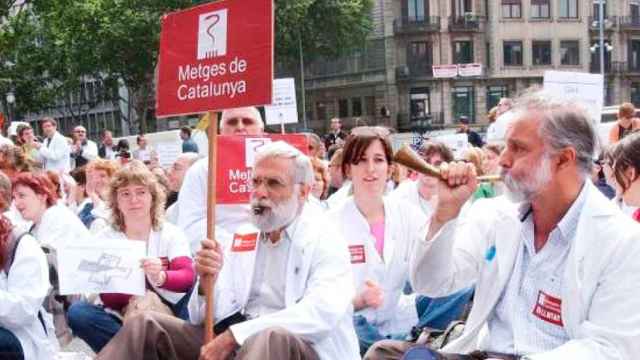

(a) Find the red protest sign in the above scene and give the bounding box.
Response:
[157,0,273,117]
[217,134,308,204]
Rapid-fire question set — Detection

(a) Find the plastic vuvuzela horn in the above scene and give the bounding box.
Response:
[393,144,502,183]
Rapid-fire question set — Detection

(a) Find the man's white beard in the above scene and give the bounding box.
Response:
[501,155,552,203]
[250,193,300,232]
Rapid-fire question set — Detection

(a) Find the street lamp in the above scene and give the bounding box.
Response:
[5,91,15,123]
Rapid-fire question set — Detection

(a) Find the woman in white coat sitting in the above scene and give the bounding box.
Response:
[12,172,91,345]
[327,127,473,354]
[67,161,195,353]
[0,214,58,359]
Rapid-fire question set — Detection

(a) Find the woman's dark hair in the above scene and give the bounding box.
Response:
[341,126,393,178]
[611,130,640,193]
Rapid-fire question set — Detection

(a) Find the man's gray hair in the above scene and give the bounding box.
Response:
[511,89,596,175]
[254,141,314,186]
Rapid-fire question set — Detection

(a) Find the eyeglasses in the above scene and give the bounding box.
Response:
[251,176,288,192]
[225,117,257,127]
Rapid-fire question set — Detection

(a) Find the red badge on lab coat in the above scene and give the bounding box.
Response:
[348,245,366,264]
[232,233,258,252]
[532,290,564,326]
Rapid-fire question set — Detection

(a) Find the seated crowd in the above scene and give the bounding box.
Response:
[0,88,639,360]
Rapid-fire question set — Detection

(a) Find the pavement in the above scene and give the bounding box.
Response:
[58,337,95,359]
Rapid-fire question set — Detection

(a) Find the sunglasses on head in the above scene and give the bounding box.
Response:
[350,126,390,137]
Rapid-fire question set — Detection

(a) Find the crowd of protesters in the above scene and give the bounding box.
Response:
[0,88,639,360]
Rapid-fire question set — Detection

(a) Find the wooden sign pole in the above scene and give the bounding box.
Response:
[204,111,219,343]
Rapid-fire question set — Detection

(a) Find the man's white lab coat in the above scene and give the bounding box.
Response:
[38,131,71,174]
[411,182,640,360]
[188,214,361,360]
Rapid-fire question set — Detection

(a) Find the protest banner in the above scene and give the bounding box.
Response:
[432,65,458,78]
[58,240,146,296]
[157,0,274,342]
[543,70,604,125]
[217,134,309,204]
[157,0,273,117]
[458,63,482,77]
[264,78,298,133]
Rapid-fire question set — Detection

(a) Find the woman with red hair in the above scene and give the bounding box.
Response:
[12,173,89,250]
[0,214,58,359]
[12,172,90,345]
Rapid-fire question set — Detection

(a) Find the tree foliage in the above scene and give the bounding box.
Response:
[1,0,372,133]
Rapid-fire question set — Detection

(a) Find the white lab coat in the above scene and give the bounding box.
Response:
[326,181,352,209]
[188,214,360,360]
[0,234,58,359]
[38,131,71,174]
[70,139,98,168]
[32,204,91,250]
[328,196,428,336]
[390,180,437,218]
[411,182,640,360]
[177,158,250,254]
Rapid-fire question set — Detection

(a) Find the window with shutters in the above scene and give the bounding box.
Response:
[532,41,552,65]
[502,0,522,18]
[531,0,551,18]
[503,41,523,66]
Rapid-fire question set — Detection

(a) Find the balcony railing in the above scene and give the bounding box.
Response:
[607,61,640,74]
[393,16,441,34]
[589,61,628,73]
[395,62,434,81]
[588,16,617,31]
[448,15,483,32]
[619,16,640,30]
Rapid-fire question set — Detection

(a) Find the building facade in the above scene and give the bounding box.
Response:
[302,0,640,134]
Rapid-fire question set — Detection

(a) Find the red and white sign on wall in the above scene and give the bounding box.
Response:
[156,0,273,117]
[217,134,308,204]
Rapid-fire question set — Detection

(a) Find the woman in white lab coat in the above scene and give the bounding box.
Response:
[67,161,194,353]
[0,214,58,359]
[328,128,473,354]
[12,172,91,345]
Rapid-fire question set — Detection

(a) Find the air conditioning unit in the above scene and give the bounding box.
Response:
[464,12,476,20]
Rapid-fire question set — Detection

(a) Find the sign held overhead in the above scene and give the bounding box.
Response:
[157,0,273,117]
[264,78,298,125]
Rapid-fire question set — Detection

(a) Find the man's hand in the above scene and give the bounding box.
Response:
[196,239,224,282]
[199,330,238,360]
[427,162,478,240]
[353,280,384,311]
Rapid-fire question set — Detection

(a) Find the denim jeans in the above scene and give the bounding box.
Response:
[354,287,475,355]
[0,327,24,360]
[67,302,123,353]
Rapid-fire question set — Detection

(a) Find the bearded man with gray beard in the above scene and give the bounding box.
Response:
[96,141,360,360]
[365,89,640,360]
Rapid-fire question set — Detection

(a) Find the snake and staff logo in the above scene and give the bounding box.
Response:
[197,9,228,60]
